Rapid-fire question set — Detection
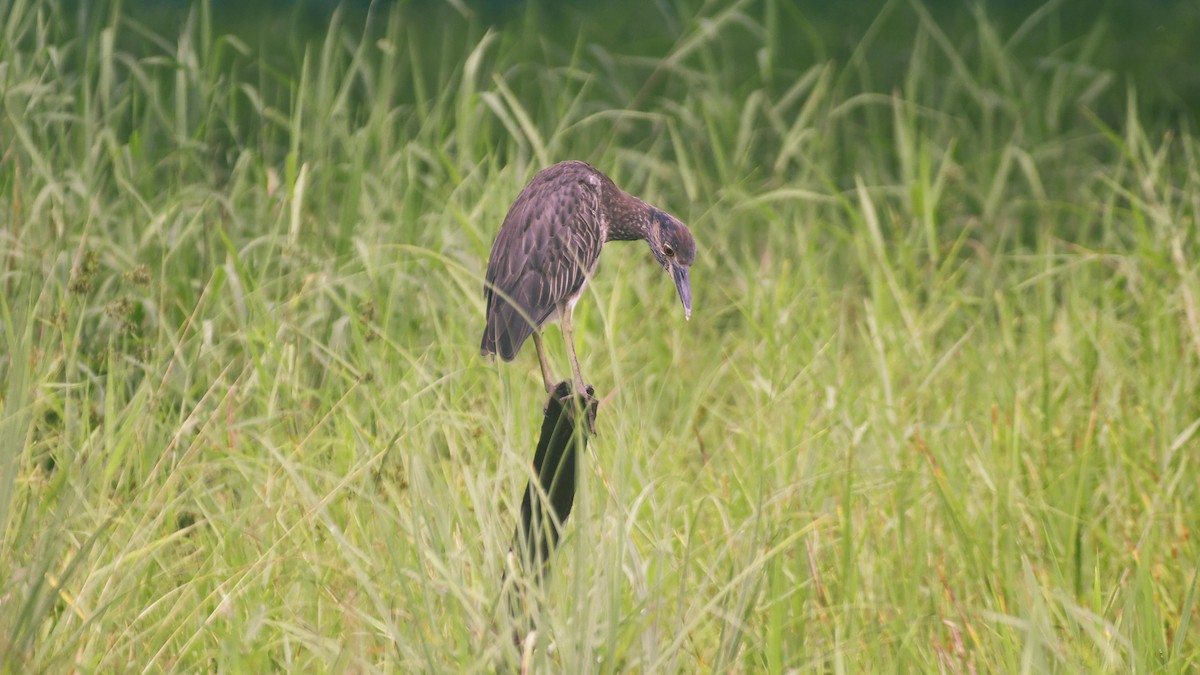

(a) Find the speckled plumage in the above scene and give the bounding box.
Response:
[480,160,696,388]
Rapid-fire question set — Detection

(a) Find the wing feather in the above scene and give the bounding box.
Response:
[481,163,603,360]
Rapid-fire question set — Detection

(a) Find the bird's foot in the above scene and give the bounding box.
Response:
[545,380,598,435]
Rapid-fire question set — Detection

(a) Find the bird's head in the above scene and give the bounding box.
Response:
[648,210,696,320]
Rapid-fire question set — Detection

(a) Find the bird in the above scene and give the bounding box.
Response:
[480,160,696,395]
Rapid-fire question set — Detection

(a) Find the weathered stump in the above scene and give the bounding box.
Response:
[516,381,597,573]
[505,381,597,651]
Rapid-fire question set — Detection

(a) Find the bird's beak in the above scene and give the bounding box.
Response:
[671,263,692,320]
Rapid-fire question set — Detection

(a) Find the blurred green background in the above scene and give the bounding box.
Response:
[118,0,1200,123]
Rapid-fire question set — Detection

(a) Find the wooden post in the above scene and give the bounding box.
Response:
[516,381,597,573]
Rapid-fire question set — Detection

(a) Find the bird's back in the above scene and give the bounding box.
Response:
[481,161,606,361]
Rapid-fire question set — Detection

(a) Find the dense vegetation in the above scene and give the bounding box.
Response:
[1,0,1198,671]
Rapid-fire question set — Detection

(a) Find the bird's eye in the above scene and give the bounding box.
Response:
[663,244,675,258]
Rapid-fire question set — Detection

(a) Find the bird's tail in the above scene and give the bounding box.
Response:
[481,301,534,362]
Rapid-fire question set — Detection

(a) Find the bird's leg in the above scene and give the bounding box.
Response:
[531,331,555,393]
[559,303,588,397]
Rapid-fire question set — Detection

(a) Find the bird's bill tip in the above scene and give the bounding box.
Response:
[672,264,691,321]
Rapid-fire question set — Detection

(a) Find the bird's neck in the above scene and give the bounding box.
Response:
[605,189,653,242]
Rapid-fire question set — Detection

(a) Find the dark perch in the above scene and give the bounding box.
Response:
[504,382,597,650]
[515,381,597,573]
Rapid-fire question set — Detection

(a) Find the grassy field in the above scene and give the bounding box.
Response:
[2,0,1199,671]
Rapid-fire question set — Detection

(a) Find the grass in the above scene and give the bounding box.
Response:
[1,0,1198,671]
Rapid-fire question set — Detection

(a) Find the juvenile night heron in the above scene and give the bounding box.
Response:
[480,160,696,394]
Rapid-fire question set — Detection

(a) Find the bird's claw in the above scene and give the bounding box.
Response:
[544,380,598,435]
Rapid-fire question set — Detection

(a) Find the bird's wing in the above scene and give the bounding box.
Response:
[482,167,603,360]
